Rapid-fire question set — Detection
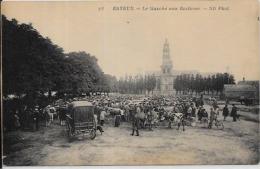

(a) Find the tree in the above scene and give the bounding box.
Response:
[2,15,112,102]
[145,75,157,94]
[172,72,236,96]
[3,15,65,100]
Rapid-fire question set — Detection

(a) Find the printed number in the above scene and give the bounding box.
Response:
[209,7,216,10]
[98,7,104,11]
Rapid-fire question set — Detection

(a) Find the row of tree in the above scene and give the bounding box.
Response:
[174,73,235,95]
[2,15,237,103]
[117,75,157,94]
[2,15,110,106]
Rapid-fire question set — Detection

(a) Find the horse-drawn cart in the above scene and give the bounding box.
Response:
[65,101,96,141]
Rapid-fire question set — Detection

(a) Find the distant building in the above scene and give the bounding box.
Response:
[224,78,259,104]
[149,39,199,95]
[237,78,259,88]
[224,84,257,99]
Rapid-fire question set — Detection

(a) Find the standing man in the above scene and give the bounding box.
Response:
[33,105,40,131]
[114,109,121,127]
[191,104,196,118]
[100,108,106,126]
[197,106,203,121]
[14,110,21,130]
[124,104,130,122]
[94,113,104,134]
[147,108,153,131]
[199,94,204,107]
[208,107,216,129]
[131,106,140,136]
[187,105,192,115]
[222,104,229,121]
[49,105,55,122]
[44,105,51,127]
[230,104,238,122]
[59,105,67,126]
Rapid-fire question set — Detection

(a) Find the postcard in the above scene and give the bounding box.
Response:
[1,0,259,166]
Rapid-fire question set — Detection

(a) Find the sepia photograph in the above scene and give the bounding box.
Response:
[1,0,260,166]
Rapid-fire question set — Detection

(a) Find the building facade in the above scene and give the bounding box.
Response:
[152,39,176,95]
[151,39,199,95]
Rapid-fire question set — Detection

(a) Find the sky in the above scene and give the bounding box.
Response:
[2,0,260,81]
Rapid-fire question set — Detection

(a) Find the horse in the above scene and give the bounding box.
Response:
[144,109,160,129]
[107,107,121,116]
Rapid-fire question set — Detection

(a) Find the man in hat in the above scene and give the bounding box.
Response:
[94,113,104,134]
[208,107,217,129]
[131,106,140,136]
[14,110,21,130]
[230,104,238,122]
[100,108,106,126]
[197,106,203,121]
[33,105,40,131]
[222,104,229,121]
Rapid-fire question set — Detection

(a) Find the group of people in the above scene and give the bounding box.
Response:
[6,94,240,137]
[9,102,60,132]
[223,104,239,122]
[88,95,206,136]
[196,102,239,129]
[10,104,42,131]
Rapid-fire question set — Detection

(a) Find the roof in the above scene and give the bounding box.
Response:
[237,80,259,86]
[70,101,93,107]
[224,84,257,92]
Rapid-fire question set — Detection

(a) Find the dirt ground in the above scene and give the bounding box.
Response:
[3,105,259,166]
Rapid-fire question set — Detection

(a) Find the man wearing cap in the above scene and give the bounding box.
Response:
[33,105,40,131]
[131,106,140,136]
[230,104,238,122]
[222,104,229,121]
[208,107,217,129]
[44,105,51,126]
[100,108,106,126]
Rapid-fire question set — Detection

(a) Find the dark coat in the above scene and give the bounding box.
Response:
[222,106,229,117]
[132,117,140,130]
[230,106,237,117]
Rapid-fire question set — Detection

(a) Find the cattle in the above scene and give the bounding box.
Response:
[107,107,122,116]
[161,110,186,131]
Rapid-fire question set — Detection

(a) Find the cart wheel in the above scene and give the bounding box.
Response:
[219,121,224,130]
[65,121,69,134]
[216,121,224,130]
[90,129,96,140]
[184,119,191,126]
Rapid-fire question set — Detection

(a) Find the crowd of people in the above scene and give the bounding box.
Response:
[68,94,240,136]
[4,94,240,136]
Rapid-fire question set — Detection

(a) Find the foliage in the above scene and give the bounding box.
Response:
[2,15,111,105]
[174,73,235,95]
[117,74,157,94]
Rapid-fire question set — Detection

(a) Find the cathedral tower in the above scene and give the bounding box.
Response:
[157,39,175,95]
[161,39,173,74]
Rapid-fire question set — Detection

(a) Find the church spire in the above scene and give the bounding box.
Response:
[161,39,173,74]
